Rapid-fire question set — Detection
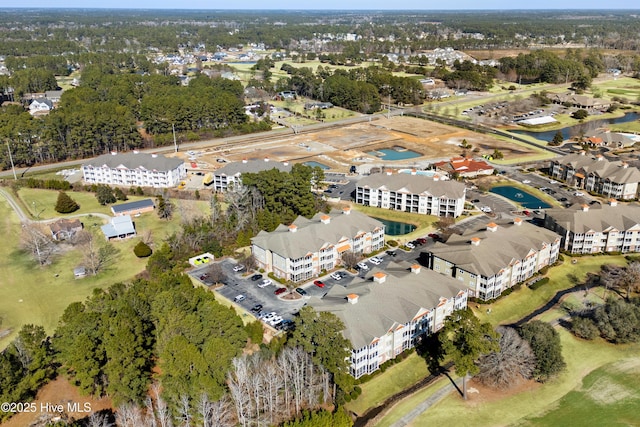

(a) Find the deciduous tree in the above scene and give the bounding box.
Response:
[477,326,535,389]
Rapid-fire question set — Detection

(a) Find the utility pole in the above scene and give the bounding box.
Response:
[172,123,178,153]
[6,139,17,180]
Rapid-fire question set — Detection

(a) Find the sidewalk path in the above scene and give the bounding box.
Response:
[388,378,463,427]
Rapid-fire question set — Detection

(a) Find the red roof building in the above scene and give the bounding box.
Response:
[434,157,494,178]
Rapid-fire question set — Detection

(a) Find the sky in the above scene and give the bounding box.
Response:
[7,1,639,10]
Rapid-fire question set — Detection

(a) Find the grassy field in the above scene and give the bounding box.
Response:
[0,190,208,349]
[17,188,120,220]
[345,353,432,416]
[391,329,640,427]
[474,254,627,326]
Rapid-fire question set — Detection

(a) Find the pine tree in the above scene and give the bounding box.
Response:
[55,191,80,213]
[551,130,564,146]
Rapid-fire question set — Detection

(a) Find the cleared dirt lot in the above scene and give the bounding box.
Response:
[181,116,539,175]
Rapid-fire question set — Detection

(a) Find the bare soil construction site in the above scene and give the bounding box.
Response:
[179,116,540,174]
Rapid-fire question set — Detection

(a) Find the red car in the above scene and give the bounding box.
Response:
[416,238,427,245]
[274,287,287,295]
[314,280,325,288]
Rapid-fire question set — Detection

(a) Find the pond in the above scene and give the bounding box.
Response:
[490,186,551,209]
[372,217,417,236]
[303,161,330,170]
[367,148,422,161]
[511,112,640,143]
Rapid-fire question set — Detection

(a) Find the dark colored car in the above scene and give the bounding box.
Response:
[250,304,263,313]
[559,197,568,202]
[250,274,263,282]
[472,199,480,203]
[295,288,307,296]
[314,280,325,288]
[386,250,397,257]
[416,238,427,245]
[274,287,286,295]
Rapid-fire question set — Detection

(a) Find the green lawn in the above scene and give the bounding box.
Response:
[394,331,640,427]
[17,188,119,220]
[474,255,627,326]
[345,353,432,416]
[0,191,207,349]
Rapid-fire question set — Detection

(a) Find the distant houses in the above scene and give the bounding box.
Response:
[550,152,640,200]
[82,152,186,188]
[355,172,466,217]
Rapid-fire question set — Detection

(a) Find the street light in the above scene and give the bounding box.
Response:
[5,139,17,180]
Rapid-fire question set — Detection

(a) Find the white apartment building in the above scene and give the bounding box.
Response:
[309,262,467,379]
[544,201,640,254]
[426,219,561,301]
[355,172,466,217]
[212,159,292,191]
[550,152,640,200]
[251,207,385,282]
[82,152,186,188]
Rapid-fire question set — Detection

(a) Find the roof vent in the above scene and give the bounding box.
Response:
[581,204,589,212]
[386,171,393,176]
[264,157,270,162]
[288,224,298,233]
[151,154,158,158]
[470,237,481,246]
[513,217,523,226]
[342,206,351,215]
[411,169,417,175]
[111,151,118,155]
[320,215,331,224]
[133,150,139,154]
[411,264,421,274]
[373,272,387,283]
[347,294,359,304]
[283,161,289,166]
[609,199,618,207]
[486,222,498,232]
[242,159,248,164]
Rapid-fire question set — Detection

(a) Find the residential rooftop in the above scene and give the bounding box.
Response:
[357,172,466,199]
[544,202,640,234]
[84,152,183,171]
[215,159,292,176]
[553,153,640,184]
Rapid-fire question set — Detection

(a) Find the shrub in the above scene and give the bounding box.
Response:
[133,241,153,258]
[54,191,80,213]
[519,320,566,382]
[387,240,398,247]
[571,316,599,340]
[245,321,264,344]
[529,277,549,290]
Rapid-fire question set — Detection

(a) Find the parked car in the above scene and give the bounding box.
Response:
[405,242,415,249]
[250,274,263,281]
[314,280,325,288]
[295,288,307,296]
[233,265,245,272]
[369,256,383,265]
[330,272,343,280]
[258,278,272,288]
[471,199,480,203]
[523,180,531,184]
[233,295,246,302]
[575,191,585,196]
[250,304,263,313]
[356,262,369,270]
[416,238,427,245]
[274,287,286,295]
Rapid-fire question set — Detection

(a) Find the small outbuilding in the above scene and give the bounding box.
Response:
[73,266,87,279]
[111,199,155,217]
[101,215,136,240]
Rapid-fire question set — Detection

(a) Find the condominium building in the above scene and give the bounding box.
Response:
[355,172,466,217]
[544,201,640,254]
[251,207,385,282]
[212,159,291,191]
[308,262,467,379]
[549,152,640,200]
[425,219,561,301]
[82,152,186,188]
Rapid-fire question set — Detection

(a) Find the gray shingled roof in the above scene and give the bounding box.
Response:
[251,209,384,260]
[357,173,466,199]
[111,199,155,214]
[308,261,465,349]
[545,203,640,234]
[215,159,292,176]
[555,153,640,184]
[84,152,183,171]
[428,220,560,278]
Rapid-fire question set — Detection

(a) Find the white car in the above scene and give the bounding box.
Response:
[405,242,416,249]
[480,206,492,213]
[330,272,342,280]
[258,279,272,288]
[233,295,246,302]
[369,256,383,265]
[233,265,245,272]
[522,180,531,184]
[575,191,585,196]
[357,262,369,270]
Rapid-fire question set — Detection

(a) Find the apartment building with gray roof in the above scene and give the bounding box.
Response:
[425,219,560,301]
[544,201,640,254]
[355,172,467,217]
[308,261,467,378]
[251,207,384,282]
[550,152,640,200]
[213,158,292,191]
[82,152,186,188]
